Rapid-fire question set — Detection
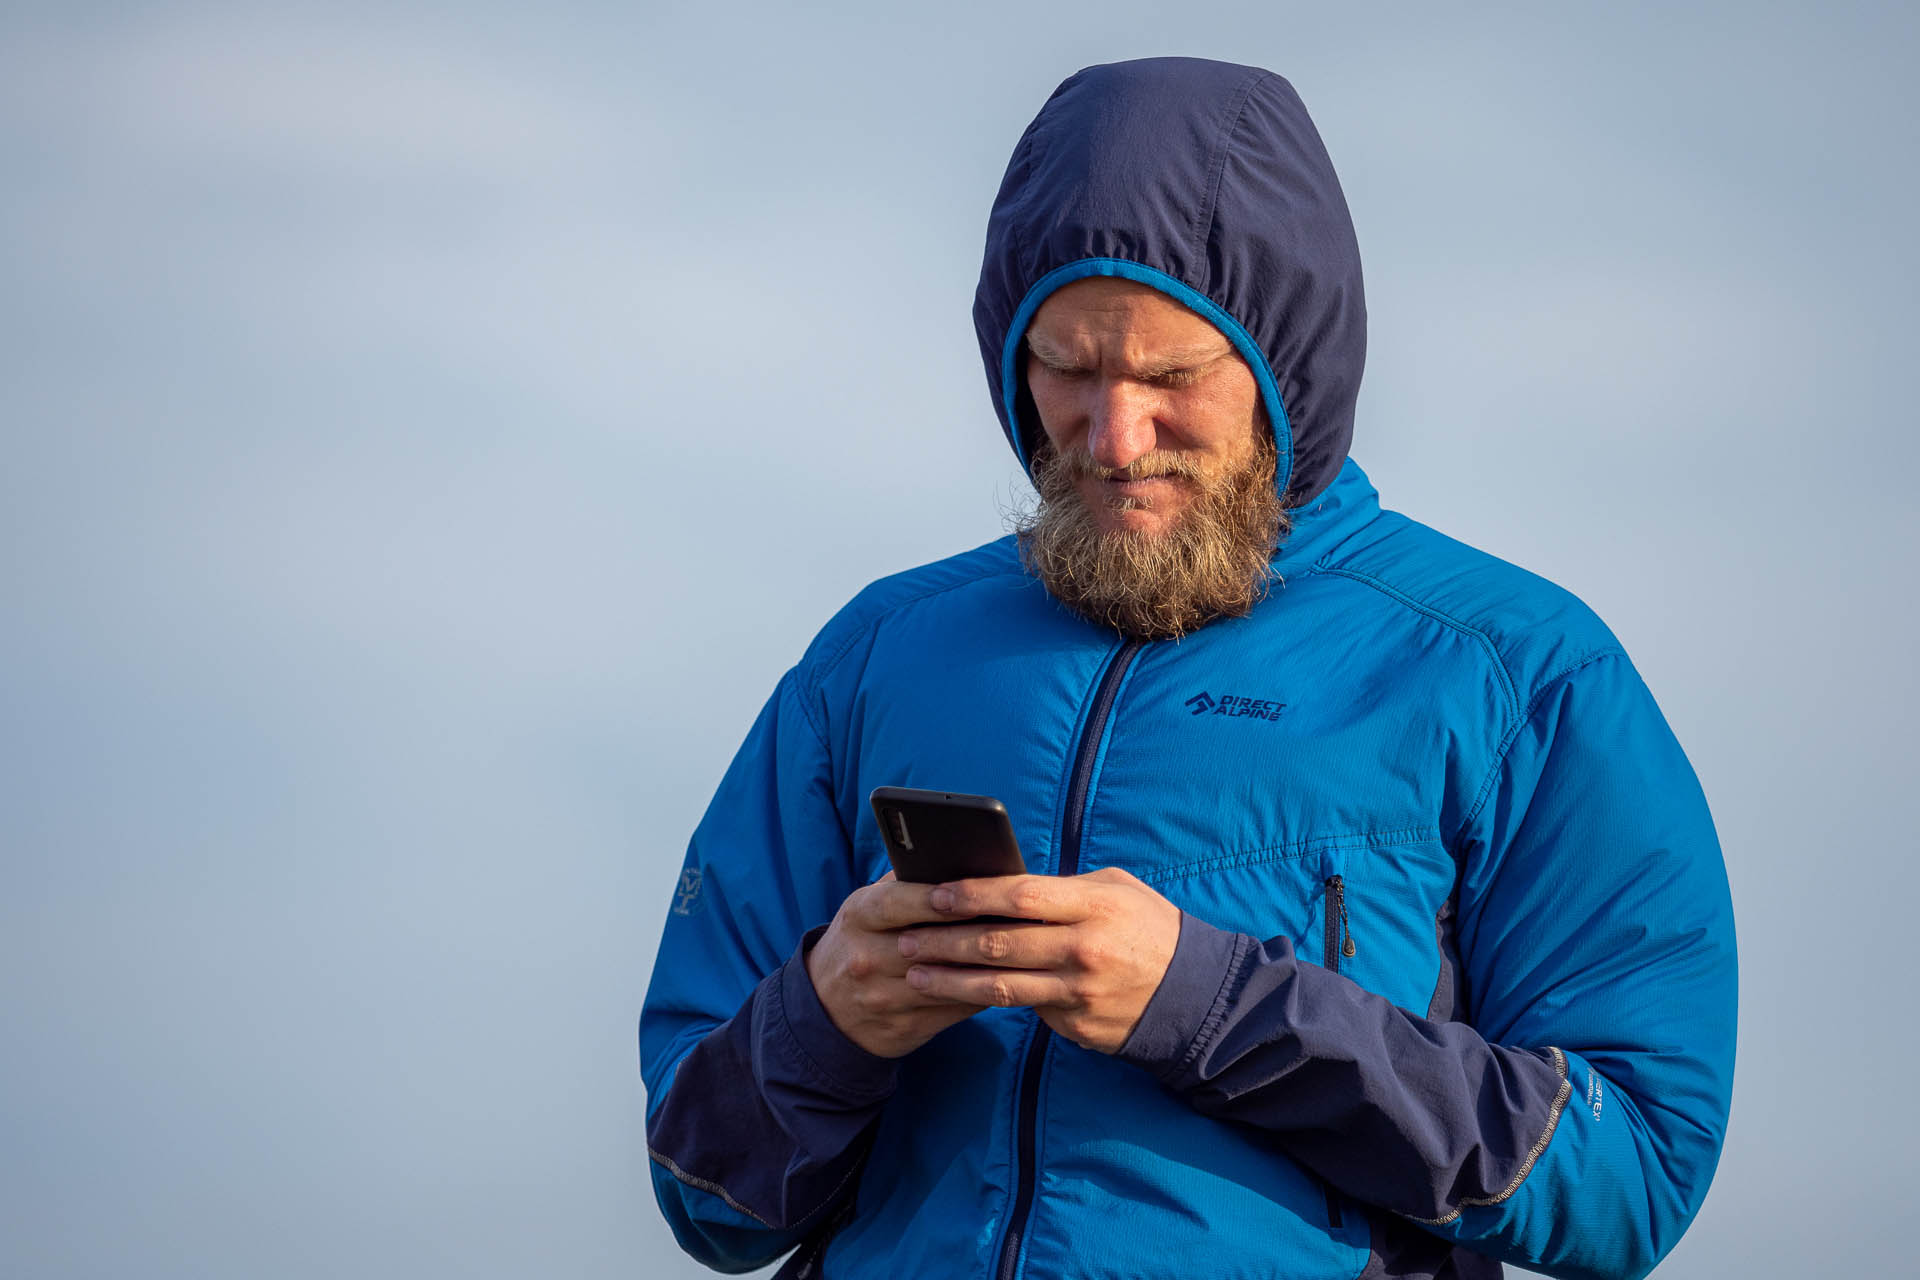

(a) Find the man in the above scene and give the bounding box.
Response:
[641,58,1736,1280]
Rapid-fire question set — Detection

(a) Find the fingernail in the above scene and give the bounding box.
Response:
[930,887,954,911]
[898,934,919,957]
[907,967,929,989]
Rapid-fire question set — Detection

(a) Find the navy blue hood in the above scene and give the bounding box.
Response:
[973,57,1366,507]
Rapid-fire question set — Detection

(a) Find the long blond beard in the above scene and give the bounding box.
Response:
[1014,434,1289,639]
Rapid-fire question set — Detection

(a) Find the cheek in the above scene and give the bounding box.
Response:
[1026,377,1083,449]
[1182,382,1263,456]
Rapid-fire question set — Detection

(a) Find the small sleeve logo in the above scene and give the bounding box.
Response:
[671,866,705,917]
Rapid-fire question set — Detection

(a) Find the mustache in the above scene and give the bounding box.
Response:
[1054,450,1208,483]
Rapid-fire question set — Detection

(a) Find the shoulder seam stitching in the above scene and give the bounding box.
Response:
[1313,566,1522,723]
[1449,648,1626,852]
[781,668,832,754]
[804,567,1028,698]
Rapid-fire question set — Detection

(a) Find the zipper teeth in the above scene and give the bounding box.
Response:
[1324,875,1344,973]
[995,637,1145,1280]
[998,1025,1051,1280]
[1057,637,1143,877]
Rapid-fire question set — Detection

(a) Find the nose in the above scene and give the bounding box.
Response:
[1084,380,1159,470]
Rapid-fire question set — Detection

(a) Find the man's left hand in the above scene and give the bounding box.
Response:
[895,867,1182,1054]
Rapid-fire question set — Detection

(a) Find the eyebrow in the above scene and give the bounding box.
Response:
[1025,332,1232,379]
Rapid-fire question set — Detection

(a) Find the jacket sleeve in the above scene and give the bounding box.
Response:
[639,669,897,1274]
[1115,650,1738,1280]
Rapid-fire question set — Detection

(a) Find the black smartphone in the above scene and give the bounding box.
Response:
[869,786,1027,885]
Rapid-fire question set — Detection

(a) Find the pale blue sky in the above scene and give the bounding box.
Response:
[3,3,1914,1277]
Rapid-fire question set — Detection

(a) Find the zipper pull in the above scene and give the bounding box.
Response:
[1324,875,1359,968]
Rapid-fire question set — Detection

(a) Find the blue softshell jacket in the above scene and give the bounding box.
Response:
[640,58,1737,1280]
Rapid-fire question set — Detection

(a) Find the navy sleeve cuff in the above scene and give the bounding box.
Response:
[1114,911,1249,1080]
[770,924,899,1103]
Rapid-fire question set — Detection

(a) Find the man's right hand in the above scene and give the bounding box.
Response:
[805,871,987,1058]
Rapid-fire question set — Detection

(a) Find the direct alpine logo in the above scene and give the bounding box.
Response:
[671,866,705,917]
[1185,691,1287,722]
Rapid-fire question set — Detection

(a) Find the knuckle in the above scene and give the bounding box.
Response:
[1009,884,1044,915]
[1074,936,1107,969]
[990,976,1017,1008]
[979,930,1013,961]
[846,949,875,980]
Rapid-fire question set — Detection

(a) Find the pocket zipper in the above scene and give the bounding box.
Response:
[1323,875,1358,974]
[1321,876,1357,1230]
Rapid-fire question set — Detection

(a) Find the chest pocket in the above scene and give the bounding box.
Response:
[1132,828,1455,1017]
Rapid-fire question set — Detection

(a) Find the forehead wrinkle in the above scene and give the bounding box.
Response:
[1025,328,1233,378]
[1129,344,1233,378]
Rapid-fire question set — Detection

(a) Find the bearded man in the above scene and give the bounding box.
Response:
[640,58,1736,1280]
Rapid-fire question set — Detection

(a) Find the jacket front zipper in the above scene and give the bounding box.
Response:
[994,636,1145,1280]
